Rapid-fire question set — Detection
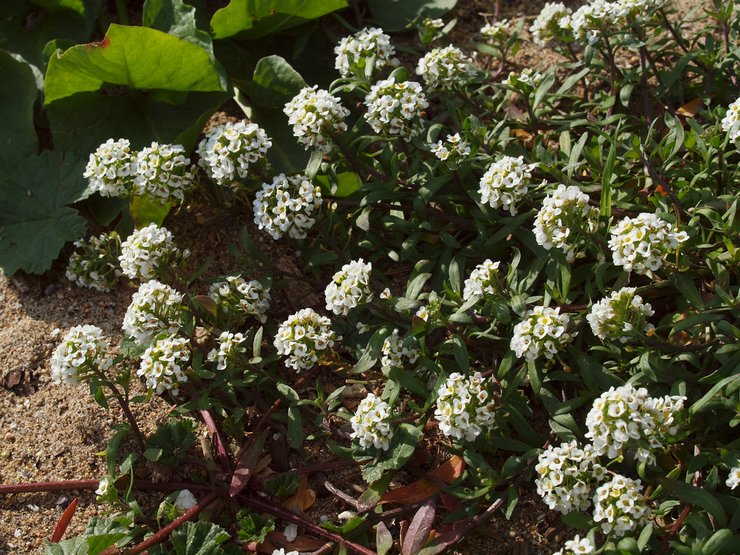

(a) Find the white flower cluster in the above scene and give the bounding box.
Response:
[197,121,271,188]
[430,133,470,162]
[553,535,595,555]
[608,213,688,275]
[587,287,654,343]
[434,372,496,442]
[364,77,429,137]
[325,258,373,316]
[253,173,323,240]
[530,3,573,46]
[727,466,740,490]
[593,474,649,537]
[381,328,420,368]
[585,383,686,463]
[138,336,191,395]
[119,224,188,281]
[133,142,194,204]
[416,46,476,90]
[721,96,740,145]
[350,392,394,450]
[208,276,270,323]
[122,280,184,346]
[284,86,350,154]
[83,138,134,198]
[480,20,509,42]
[569,0,614,40]
[479,155,536,216]
[271,549,299,555]
[66,232,122,292]
[422,18,444,31]
[274,308,336,371]
[334,27,399,78]
[506,68,544,90]
[510,306,573,362]
[462,259,502,302]
[535,440,606,514]
[207,331,247,371]
[533,184,600,263]
[50,325,111,385]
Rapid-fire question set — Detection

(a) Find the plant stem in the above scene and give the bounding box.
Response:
[92,369,146,452]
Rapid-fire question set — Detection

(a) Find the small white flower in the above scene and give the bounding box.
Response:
[434,372,496,442]
[533,184,600,263]
[722,96,740,145]
[325,259,373,316]
[271,549,299,555]
[122,280,185,346]
[197,120,271,188]
[66,232,121,292]
[138,335,191,395]
[463,259,502,302]
[608,213,688,276]
[506,68,544,90]
[96,477,111,496]
[51,325,111,385]
[119,224,188,281]
[350,392,394,450]
[416,46,477,90]
[381,329,419,368]
[553,534,595,555]
[209,276,271,323]
[284,86,350,153]
[479,155,537,215]
[510,306,573,362]
[253,173,323,240]
[84,138,134,198]
[207,331,247,371]
[334,27,399,78]
[379,287,392,299]
[133,142,194,204]
[174,489,197,510]
[593,474,649,537]
[530,3,573,46]
[356,322,371,334]
[364,77,429,137]
[274,308,336,371]
[430,132,470,162]
[587,287,654,343]
[726,466,740,490]
[480,20,510,42]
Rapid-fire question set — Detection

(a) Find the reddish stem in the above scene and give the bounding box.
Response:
[200,409,233,473]
[0,479,212,496]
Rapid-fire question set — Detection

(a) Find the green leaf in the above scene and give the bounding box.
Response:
[361,423,422,483]
[0,150,87,275]
[130,195,173,227]
[366,0,456,32]
[44,24,226,104]
[170,521,231,555]
[668,274,705,309]
[0,50,39,168]
[658,478,728,528]
[44,537,87,555]
[210,0,347,40]
[315,172,362,197]
[287,404,303,449]
[144,418,196,467]
[31,0,101,32]
[143,0,214,56]
[277,382,300,402]
[703,529,740,555]
[85,517,130,555]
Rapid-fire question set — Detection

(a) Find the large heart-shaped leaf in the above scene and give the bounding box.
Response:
[366,0,457,32]
[0,50,39,168]
[44,24,227,104]
[210,0,347,40]
[142,0,214,57]
[0,150,88,275]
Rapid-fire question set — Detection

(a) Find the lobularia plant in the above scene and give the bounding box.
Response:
[324,258,373,316]
[119,223,189,281]
[434,372,497,442]
[592,475,650,537]
[350,392,394,450]
[478,155,538,216]
[284,86,350,153]
[133,142,195,204]
[363,77,429,136]
[51,324,112,385]
[122,280,185,346]
[510,306,574,362]
[66,231,122,291]
[83,138,135,198]
[253,173,323,240]
[608,213,688,276]
[274,308,337,371]
[334,27,399,78]
[587,287,655,343]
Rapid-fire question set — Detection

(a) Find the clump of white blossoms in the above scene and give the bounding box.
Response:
[530,2,573,46]
[552,535,595,555]
[196,121,271,188]
[284,86,350,154]
[479,155,537,216]
[416,46,477,90]
[381,328,420,368]
[364,77,429,137]
[253,173,323,240]
[350,392,394,451]
[587,287,654,343]
[533,184,600,263]
[726,466,740,490]
[569,0,616,41]
[208,276,270,323]
[480,20,509,42]
[207,331,247,371]
[585,383,686,464]
[535,441,606,514]
[133,142,194,203]
[511,306,573,362]
[274,308,337,371]
[51,325,112,385]
[83,138,135,198]
[122,280,185,346]
[138,336,191,395]
[119,224,189,281]
[505,68,544,90]
[334,27,399,78]
[325,259,373,316]
[608,212,688,275]
[721,96,740,145]
[593,474,650,537]
[462,259,503,302]
[66,232,122,292]
[430,133,470,162]
[434,372,496,442]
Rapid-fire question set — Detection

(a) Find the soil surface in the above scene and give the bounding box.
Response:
[0,0,704,553]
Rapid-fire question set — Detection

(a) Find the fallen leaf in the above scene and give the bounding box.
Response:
[381,478,439,506]
[513,128,535,148]
[676,98,702,117]
[428,456,465,484]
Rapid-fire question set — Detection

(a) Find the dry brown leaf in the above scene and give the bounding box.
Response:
[428,455,465,484]
[676,98,702,117]
[513,128,535,148]
[380,478,439,506]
